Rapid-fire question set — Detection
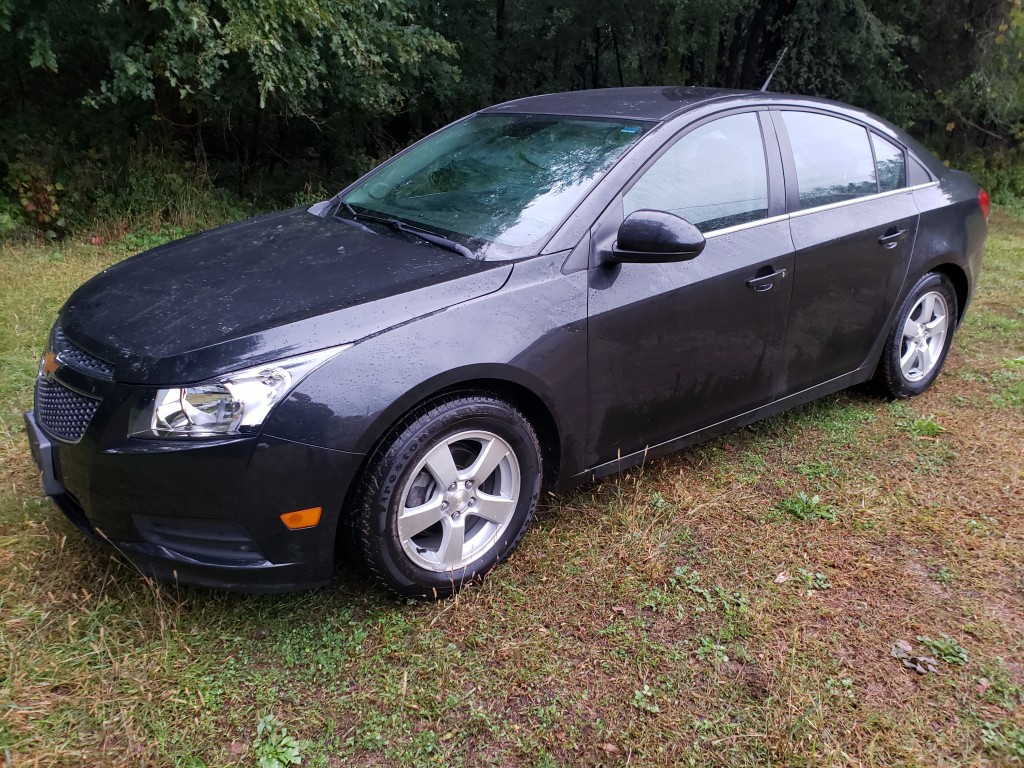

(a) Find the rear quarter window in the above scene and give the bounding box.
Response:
[908,155,933,186]
[871,133,907,192]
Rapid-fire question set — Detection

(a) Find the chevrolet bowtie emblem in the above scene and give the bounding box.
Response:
[42,350,59,379]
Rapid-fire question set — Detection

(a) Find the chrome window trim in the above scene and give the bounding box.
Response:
[788,181,938,220]
[704,213,791,239]
[702,181,939,238]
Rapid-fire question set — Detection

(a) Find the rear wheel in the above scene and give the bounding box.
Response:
[356,394,541,597]
[873,272,958,399]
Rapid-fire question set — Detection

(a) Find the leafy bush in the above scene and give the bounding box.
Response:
[0,193,22,234]
[88,148,248,233]
[0,141,251,240]
[961,148,1024,206]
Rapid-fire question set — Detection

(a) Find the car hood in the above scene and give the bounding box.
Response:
[60,208,512,384]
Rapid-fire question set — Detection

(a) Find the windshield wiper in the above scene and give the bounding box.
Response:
[339,201,477,260]
[337,199,360,220]
[386,219,478,260]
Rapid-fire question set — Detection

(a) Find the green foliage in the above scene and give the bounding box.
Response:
[3,0,456,118]
[0,193,22,234]
[115,226,189,255]
[796,568,832,590]
[4,0,1024,232]
[980,658,1024,712]
[695,636,730,665]
[980,720,1024,759]
[917,635,969,666]
[92,0,456,115]
[899,414,946,438]
[965,147,1024,205]
[88,148,248,232]
[253,715,305,768]
[630,684,662,714]
[775,492,837,522]
[825,676,855,700]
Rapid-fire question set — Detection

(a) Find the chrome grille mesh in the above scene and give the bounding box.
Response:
[35,376,100,442]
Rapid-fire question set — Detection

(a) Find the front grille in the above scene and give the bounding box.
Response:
[53,326,115,379]
[35,376,100,442]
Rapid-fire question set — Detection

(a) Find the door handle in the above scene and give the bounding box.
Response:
[878,228,908,250]
[746,268,787,292]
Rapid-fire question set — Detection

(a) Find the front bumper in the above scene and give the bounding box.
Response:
[24,409,364,593]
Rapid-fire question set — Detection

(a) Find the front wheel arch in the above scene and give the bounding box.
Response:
[334,379,561,564]
[353,392,543,597]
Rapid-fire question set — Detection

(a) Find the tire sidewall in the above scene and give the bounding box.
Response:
[883,272,958,398]
[361,397,541,597]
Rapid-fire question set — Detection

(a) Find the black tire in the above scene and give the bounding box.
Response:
[872,272,958,399]
[356,393,541,598]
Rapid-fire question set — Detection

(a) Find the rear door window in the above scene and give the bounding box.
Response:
[782,111,877,209]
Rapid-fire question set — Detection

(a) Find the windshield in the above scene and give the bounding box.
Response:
[342,113,650,259]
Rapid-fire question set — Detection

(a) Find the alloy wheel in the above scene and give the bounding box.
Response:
[900,290,949,382]
[396,430,521,572]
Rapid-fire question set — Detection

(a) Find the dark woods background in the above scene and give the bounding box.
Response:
[2,0,1023,236]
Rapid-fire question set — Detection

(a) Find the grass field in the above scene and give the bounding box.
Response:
[0,212,1021,767]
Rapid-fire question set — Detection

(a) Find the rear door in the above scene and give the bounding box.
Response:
[585,110,794,467]
[773,110,920,394]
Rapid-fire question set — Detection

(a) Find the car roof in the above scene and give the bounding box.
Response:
[480,86,944,177]
[480,87,747,121]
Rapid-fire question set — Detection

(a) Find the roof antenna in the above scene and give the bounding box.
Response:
[760,46,789,92]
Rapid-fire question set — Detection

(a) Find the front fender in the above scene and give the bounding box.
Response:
[262,253,589,481]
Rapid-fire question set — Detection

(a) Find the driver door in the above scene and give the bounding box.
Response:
[586,111,794,468]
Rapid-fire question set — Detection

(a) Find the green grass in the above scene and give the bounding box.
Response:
[1,210,1022,766]
[774,491,838,522]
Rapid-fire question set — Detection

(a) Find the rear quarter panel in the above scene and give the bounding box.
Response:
[911,169,987,320]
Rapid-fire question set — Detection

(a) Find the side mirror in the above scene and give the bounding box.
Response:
[609,209,706,264]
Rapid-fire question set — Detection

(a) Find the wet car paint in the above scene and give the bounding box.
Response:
[25,87,987,591]
[62,208,512,383]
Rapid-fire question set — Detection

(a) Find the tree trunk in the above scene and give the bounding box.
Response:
[739,1,770,88]
[492,0,507,100]
[611,27,625,87]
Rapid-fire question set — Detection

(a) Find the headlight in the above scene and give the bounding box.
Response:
[132,346,349,439]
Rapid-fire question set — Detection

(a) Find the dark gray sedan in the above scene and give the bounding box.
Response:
[25,87,987,595]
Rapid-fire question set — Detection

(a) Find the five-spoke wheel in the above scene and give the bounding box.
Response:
[397,430,521,572]
[356,394,541,597]
[874,272,958,399]
[899,290,949,382]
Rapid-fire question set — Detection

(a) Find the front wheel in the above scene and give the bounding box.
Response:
[356,394,542,598]
[873,272,958,399]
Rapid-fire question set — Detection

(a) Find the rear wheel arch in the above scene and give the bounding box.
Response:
[930,263,970,325]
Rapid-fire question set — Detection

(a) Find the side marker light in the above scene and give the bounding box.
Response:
[281,507,322,530]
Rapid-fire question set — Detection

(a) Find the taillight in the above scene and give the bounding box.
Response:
[979,188,991,221]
